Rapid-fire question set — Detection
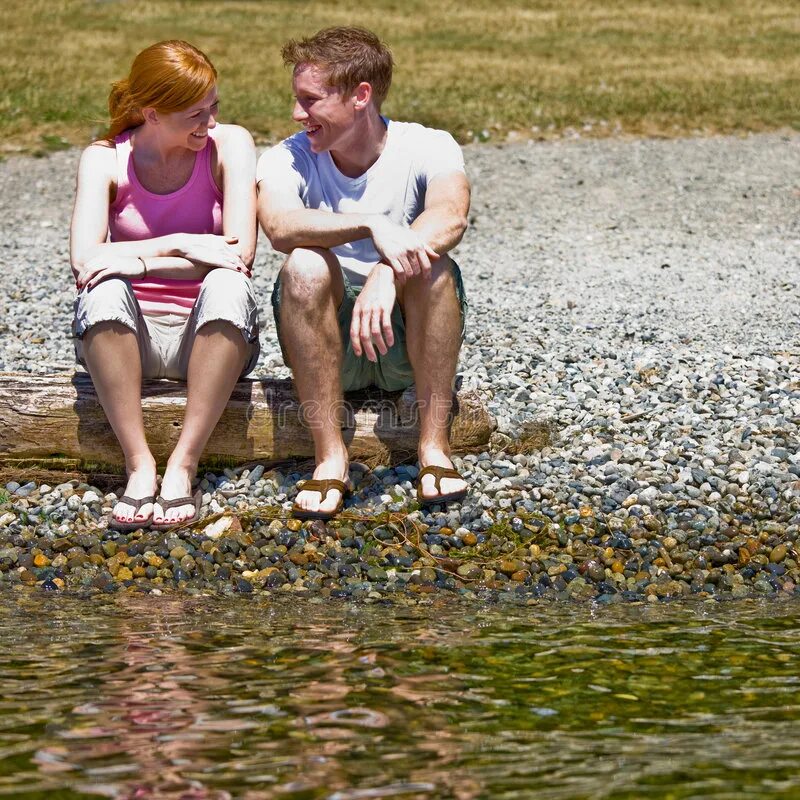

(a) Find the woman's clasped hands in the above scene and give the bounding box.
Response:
[75,234,250,291]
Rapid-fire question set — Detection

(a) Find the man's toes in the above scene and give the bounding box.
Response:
[297,491,317,512]
[320,490,341,512]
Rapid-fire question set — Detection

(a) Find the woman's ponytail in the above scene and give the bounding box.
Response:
[105,78,144,140]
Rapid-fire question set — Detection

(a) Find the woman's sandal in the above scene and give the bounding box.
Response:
[292,478,349,521]
[108,495,156,532]
[416,465,469,507]
[151,489,203,531]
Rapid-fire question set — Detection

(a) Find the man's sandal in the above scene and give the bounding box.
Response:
[292,479,348,521]
[151,489,203,531]
[416,465,469,507]
[108,495,156,532]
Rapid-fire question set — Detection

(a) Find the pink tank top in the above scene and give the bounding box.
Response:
[109,129,224,316]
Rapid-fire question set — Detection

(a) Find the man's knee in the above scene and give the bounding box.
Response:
[402,255,457,305]
[429,254,457,290]
[280,248,341,305]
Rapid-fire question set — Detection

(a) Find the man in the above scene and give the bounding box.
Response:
[257,26,470,519]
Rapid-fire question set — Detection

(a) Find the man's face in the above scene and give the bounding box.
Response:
[291,64,356,154]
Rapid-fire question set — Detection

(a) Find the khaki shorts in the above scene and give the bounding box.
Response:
[73,270,260,380]
[271,259,467,392]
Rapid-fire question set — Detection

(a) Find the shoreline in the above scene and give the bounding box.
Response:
[1,460,798,603]
[2,131,800,602]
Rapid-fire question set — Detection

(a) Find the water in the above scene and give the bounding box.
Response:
[1,591,800,799]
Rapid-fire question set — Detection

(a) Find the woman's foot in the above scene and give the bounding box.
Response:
[153,464,197,526]
[111,461,158,528]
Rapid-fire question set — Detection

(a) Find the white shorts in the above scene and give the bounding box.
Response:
[73,269,260,380]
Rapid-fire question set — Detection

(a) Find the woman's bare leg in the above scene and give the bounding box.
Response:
[81,321,157,524]
[153,320,248,525]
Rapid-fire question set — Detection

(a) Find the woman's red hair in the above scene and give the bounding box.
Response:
[105,40,217,139]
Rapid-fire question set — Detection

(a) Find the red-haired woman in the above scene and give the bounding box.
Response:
[70,40,259,531]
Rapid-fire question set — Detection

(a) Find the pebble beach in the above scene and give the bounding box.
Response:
[1,131,799,602]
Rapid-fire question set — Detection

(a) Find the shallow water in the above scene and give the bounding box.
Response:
[1,592,800,799]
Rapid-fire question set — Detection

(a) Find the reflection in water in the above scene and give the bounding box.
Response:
[35,596,235,799]
[1,592,800,798]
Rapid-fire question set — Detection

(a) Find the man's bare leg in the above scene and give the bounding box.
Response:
[153,320,249,525]
[279,248,349,514]
[81,322,157,524]
[400,255,467,501]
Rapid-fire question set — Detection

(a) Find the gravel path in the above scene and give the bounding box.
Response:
[1,132,800,602]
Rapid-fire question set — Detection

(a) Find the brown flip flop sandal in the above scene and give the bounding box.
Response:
[292,478,349,521]
[108,495,156,532]
[416,466,468,507]
[151,489,203,531]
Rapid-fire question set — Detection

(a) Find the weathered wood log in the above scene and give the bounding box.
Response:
[0,372,495,470]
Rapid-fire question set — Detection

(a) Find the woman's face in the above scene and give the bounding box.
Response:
[155,86,219,149]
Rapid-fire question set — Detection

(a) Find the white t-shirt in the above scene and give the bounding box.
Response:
[257,119,465,285]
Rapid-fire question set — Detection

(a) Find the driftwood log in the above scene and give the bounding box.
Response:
[0,372,495,470]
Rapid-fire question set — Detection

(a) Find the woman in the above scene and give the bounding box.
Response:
[70,40,259,531]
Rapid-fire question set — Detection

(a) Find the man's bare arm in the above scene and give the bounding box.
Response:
[410,171,471,256]
[257,170,469,278]
[257,181,376,253]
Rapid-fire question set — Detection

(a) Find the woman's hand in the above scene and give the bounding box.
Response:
[76,254,145,291]
[177,234,250,275]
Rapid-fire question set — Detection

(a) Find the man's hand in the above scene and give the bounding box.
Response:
[351,263,397,361]
[369,217,439,280]
[77,254,145,291]
[177,234,250,275]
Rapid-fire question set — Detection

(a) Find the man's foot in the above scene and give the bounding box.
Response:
[110,464,158,529]
[153,465,197,527]
[417,449,468,505]
[294,450,349,517]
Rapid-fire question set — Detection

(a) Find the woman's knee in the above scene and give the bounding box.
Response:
[195,268,258,340]
[73,278,139,337]
[78,277,135,307]
[200,266,251,295]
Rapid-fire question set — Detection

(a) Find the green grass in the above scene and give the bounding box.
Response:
[1,0,798,154]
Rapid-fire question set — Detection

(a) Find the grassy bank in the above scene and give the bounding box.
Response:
[1,0,798,154]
